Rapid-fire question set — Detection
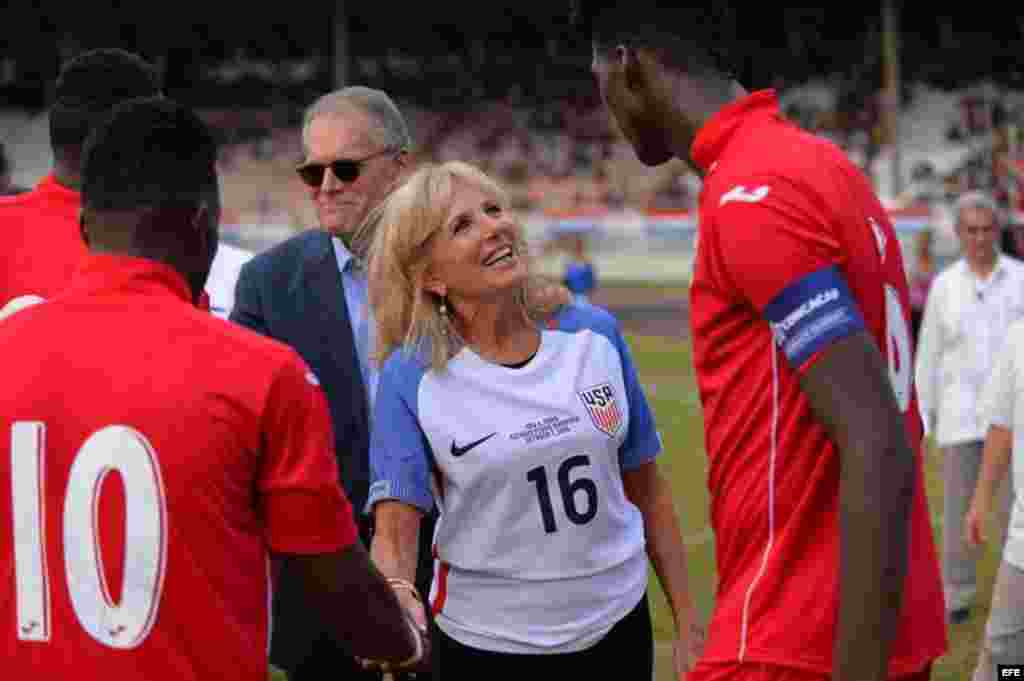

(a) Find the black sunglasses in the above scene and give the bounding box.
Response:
[295,148,398,187]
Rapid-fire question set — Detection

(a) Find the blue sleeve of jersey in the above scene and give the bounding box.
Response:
[559,304,661,469]
[366,353,435,514]
[563,262,597,295]
[612,324,662,471]
[763,265,867,368]
[582,264,596,293]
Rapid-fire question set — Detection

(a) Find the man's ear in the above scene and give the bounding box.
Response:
[191,202,205,229]
[190,202,207,242]
[78,210,91,247]
[191,201,219,257]
[617,44,651,94]
[612,43,663,117]
[615,45,634,87]
[629,46,671,102]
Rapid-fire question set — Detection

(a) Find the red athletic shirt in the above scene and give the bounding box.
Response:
[687,91,946,677]
[0,255,357,680]
[0,174,87,308]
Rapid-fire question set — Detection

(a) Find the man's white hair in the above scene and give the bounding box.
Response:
[954,190,1004,227]
[300,86,412,156]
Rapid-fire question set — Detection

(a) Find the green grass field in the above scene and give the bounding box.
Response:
[272,331,1000,681]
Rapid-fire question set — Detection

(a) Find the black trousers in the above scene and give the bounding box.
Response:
[282,511,438,681]
[431,593,653,680]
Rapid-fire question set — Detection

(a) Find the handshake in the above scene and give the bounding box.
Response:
[359,577,433,676]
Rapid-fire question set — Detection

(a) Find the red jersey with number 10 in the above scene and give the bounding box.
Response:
[0,255,357,680]
[687,91,946,678]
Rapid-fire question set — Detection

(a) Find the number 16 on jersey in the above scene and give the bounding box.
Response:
[527,455,598,533]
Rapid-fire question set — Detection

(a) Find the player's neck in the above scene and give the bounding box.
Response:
[670,80,749,177]
[52,160,82,192]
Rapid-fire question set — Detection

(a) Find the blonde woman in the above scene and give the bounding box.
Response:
[362,161,701,678]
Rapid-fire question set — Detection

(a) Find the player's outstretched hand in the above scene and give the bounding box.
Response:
[391,579,429,632]
[357,610,431,675]
[964,498,989,548]
[673,618,705,679]
[358,579,431,675]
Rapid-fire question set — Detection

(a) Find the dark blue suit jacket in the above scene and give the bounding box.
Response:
[232,228,371,509]
[231,228,373,671]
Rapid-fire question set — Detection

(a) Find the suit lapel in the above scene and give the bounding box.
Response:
[301,232,369,423]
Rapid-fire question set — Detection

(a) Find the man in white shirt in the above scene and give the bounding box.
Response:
[205,240,253,319]
[965,319,1024,678]
[915,190,1024,623]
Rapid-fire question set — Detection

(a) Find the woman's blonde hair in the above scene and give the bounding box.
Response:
[367,161,559,371]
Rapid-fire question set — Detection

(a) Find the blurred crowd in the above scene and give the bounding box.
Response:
[8,60,1024,247]
[178,78,1024,252]
[201,94,702,236]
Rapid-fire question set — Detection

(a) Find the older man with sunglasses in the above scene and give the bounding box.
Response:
[231,86,430,681]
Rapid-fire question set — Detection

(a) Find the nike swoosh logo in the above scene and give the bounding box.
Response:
[450,432,498,457]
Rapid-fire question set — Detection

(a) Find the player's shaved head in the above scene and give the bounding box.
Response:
[570,1,742,82]
[50,48,162,165]
[82,96,217,212]
[572,0,749,170]
[80,96,220,302]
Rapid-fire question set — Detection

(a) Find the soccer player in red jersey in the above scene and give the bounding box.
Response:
[0,97,428,680]
[573,3,947,680]
[0,49,161,314]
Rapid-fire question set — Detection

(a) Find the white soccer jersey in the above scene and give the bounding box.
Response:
[205,241,254,319]
[368,304,661,654]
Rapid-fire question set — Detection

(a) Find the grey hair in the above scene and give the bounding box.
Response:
[301,86,412,156]
[955,190,1004,227]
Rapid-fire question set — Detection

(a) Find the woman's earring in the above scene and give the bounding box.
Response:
[439,296,449,335]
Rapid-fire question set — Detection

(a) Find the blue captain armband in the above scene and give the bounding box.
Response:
[763,266,866,367]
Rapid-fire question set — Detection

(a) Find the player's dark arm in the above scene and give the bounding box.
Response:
[288,539,422,664]
[229,260,269,335]
[799,331,916,681]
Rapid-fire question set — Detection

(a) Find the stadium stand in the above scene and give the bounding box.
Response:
[6,49,1024,281]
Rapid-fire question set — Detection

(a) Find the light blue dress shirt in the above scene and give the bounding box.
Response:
[332,236,378,417]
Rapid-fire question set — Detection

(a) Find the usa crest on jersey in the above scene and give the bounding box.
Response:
[578,383,623,437]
